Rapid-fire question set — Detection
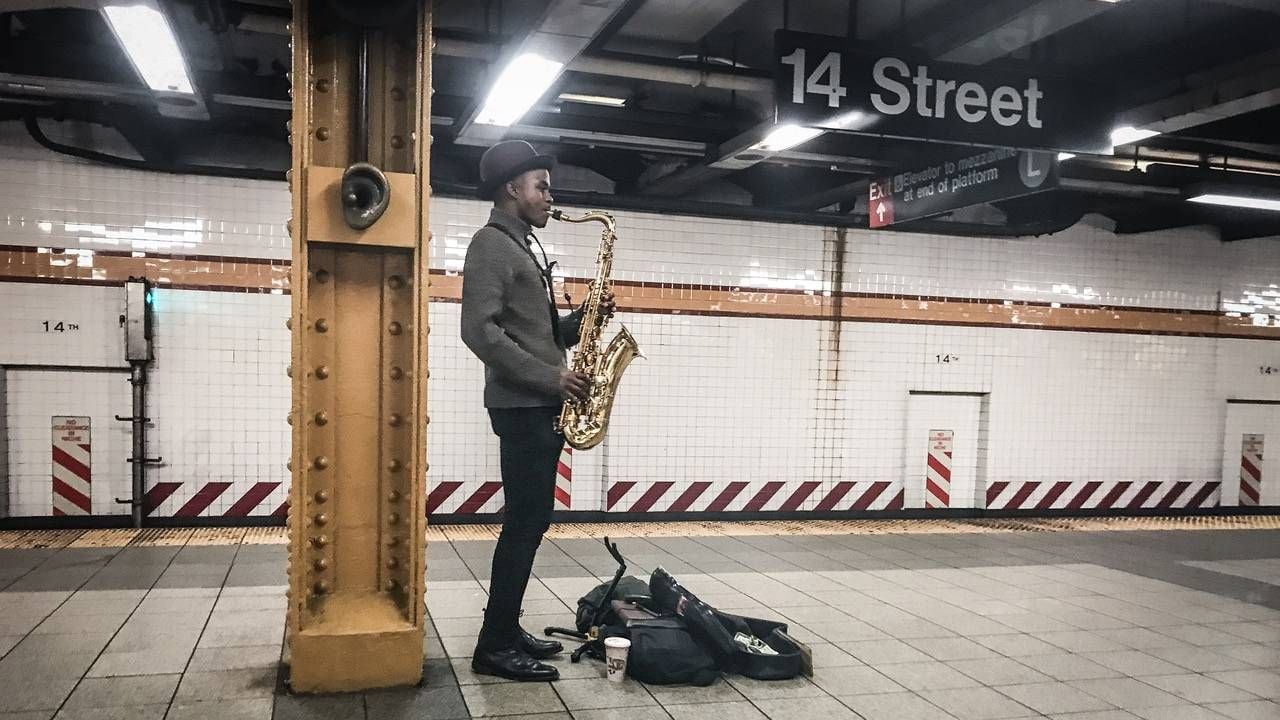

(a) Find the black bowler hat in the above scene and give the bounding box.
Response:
[476,140,556,199]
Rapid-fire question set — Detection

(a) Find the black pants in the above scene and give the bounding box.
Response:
[476,406,564,652]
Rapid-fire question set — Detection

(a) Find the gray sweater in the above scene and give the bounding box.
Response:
[461,208,583,408]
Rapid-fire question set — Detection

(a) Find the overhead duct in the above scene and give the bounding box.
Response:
[1116,47,1280,136]
[452,0,632,145]
[432,37,772,94]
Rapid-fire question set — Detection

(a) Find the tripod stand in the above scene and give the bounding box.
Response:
[543,536,629,663]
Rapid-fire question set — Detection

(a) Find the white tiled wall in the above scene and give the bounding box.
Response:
[142,289,292,517]
[3,124,1280,518]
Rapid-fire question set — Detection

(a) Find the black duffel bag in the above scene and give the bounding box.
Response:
[602,617,719,686]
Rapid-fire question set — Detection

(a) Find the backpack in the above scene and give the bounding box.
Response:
[574,576,651,634]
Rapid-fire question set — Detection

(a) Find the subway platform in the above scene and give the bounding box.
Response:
[0,517,1278,720]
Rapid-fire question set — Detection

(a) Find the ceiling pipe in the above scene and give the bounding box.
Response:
[1072,148,1280,177]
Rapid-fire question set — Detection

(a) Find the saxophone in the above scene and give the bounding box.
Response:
[552,209,641,450]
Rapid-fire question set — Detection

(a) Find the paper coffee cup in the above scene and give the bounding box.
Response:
[604,636,631,682]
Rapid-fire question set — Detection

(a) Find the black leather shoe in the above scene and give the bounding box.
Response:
[518,628,563,659]
[471,647,560,682]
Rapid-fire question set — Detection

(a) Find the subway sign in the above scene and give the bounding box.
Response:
[775,31,1114,154]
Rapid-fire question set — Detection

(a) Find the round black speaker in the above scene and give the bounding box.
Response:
[340,162,392,230]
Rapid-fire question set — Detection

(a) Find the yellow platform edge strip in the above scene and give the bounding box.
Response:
[1,515,1277,549]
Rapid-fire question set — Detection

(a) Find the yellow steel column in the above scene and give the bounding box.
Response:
[285,0,431,693]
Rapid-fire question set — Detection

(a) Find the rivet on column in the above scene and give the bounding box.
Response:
[315,78,330,92]
[315,269,330,283]
[314,513,329,526]
[390,366,404,380]
[316,127,330,141]
[388,490,402,502]
[315,319,329,333]
[384,580,398,591]
[313,558,328,571]
[386,558,399,569]
[311,535,328,548]
[387,459,402,472]
[314,411,329,426]
[313,580,330,595]
[313,456,329,470]
[388,413,402,427]
[388,275,405,290]
[388,513,400,525]
[315,365,330,379]
[388,321,402,336]
[314,490,329,503]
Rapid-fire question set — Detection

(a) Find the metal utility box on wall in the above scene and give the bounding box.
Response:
[124,277,153,362]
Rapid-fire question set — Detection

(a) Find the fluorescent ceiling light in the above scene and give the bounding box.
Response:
[558,93,626,107]
[1057,152,1076,161]
[102,3,193,94]
[753,124,823,152]
[1188,193,1280,212]
[1110,125,1159,147]
[476,53,564,127]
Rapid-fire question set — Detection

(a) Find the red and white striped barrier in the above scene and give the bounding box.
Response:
[51,416,92,516]
[425,448,572,515]
[142,481,288,517]
[556,447,572,509]
[986,480,1220,510]
[1239,434,1263,507]
[426,481,503,515]
[925,429,953,509]
[604,480,904,513]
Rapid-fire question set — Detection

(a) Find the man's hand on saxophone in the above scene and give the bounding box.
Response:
[599,290,617,319]
[559,369,591,402]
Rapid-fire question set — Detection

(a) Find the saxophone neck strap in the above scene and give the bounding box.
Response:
[485,222,566,349]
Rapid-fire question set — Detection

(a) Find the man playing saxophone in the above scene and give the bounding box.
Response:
[461,140,615,681]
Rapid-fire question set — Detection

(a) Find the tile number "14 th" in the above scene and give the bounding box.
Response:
[42,321,80,333]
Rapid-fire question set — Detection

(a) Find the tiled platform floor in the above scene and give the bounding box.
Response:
[0,520,1278,719]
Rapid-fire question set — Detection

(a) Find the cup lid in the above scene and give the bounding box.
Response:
[604,636,631,649]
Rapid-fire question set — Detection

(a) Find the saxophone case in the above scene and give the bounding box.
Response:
[649,567,808,680]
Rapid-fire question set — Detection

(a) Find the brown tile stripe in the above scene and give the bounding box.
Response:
[0,245,288,293]
[2,245,1278,339]
[432,274,1280,340]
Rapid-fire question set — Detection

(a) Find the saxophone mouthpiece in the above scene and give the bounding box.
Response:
[550,209,565,221]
